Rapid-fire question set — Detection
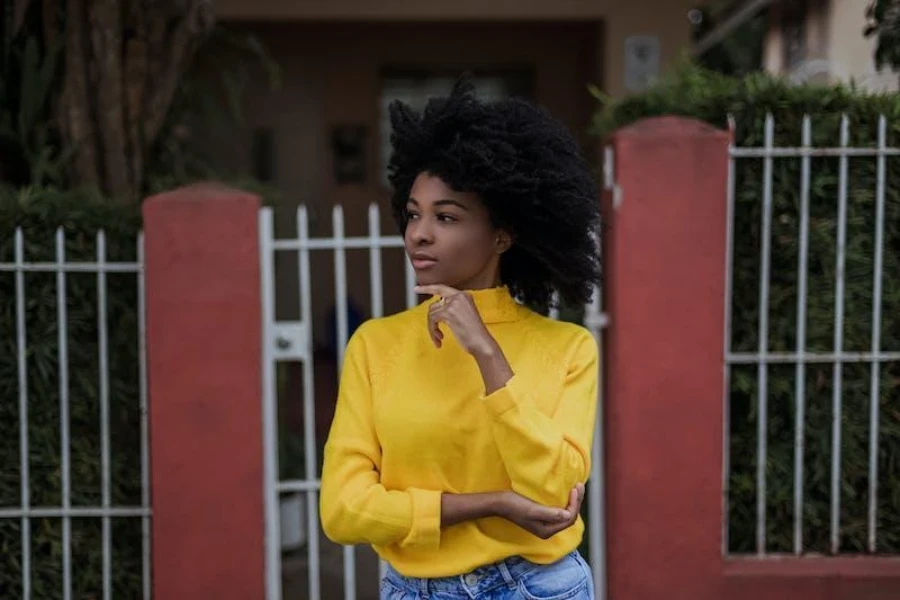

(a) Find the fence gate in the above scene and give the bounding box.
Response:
[1,227,151,600]
[259,204,608,600]
[722,113,900,559]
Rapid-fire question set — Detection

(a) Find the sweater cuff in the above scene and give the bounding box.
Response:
[482,374,527,417]
[399,488,442,550]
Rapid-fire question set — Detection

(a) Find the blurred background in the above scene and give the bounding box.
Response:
[2,1,900,599]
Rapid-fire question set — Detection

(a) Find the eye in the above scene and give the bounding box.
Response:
[437,213,458,223]
[405,209,420,220]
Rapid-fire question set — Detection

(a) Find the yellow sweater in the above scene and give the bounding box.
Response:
[319,286,599,578]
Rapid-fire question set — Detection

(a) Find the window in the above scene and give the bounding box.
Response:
[782,0,808,70]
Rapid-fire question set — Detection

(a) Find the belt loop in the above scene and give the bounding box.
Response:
[498,560,517,590]
[419,576,429,598]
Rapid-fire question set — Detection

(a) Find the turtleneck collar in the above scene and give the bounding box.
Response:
[426,286,524,324]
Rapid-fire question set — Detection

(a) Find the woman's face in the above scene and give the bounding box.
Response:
[404,172,509,290]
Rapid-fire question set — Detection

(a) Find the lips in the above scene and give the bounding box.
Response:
[410,252,438,270]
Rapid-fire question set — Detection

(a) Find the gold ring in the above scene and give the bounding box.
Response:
[436,297,446,307]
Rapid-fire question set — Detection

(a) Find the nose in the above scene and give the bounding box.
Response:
[407,217,434,246]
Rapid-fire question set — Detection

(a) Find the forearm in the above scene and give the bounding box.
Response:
[473,338,514,395]
[440,492,507,527]
[321,478,443,549]
[486,382,590,505]
[474,344,596,506]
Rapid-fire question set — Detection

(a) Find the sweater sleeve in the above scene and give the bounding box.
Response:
[320,329,442,549]
[482,330,599,508]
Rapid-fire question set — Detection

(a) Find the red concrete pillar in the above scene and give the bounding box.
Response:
[602,117,729,599]
[143,185,264,600]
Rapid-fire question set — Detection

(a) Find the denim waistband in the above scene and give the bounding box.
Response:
[384,551,582,598]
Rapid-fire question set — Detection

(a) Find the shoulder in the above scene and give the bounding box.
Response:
[344,303,426,362]
[521,311,599,364]
[343,304,426,386]
[349,304,424,344]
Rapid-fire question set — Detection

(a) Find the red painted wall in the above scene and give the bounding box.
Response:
[724,557,900,600]
[144,185,265,600]
[601,116,900,600]
[602,116,730,599]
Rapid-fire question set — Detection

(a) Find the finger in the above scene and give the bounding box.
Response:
[428,303,453,346]
[414,284,461,298]
[541,520,571,538]
[537,524,557,539]
[565,487,579,514]
[426,309,443,348]
[533,505,571,522]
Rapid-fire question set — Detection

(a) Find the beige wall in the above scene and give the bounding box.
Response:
[826,0,898,91]
[601,2,695,98]
[763,0,899,90]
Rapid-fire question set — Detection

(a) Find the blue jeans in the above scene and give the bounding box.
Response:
[380,551,594,600]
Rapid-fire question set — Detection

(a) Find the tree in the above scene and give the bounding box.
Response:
[865,0,900,70]
[4,0,215,200]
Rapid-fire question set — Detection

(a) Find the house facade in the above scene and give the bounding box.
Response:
[206,0,698,346]
[765,0,899,88]
[701,0,900,89]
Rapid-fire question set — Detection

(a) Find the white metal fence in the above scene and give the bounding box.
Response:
[0,228,151,599]
[259,204,608,600]
[723,113,900,556]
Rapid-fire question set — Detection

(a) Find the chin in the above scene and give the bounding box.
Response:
[414,271,441,286]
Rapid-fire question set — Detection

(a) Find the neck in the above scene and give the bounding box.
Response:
[458,285,521,324]
[458,279,502,291]
[455,265,501,291]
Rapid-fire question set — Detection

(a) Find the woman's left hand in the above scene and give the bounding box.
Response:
[415,284,496,355]
[498,484,585,540]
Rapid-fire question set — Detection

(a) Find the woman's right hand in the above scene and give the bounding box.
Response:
[498,483,585,539]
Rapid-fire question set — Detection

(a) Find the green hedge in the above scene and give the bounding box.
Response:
[0,186,144,598]
[591,64,900,554]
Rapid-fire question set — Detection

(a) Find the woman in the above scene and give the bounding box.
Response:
[320,79,601,600]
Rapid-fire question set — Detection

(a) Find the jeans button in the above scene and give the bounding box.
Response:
[464,573,478,586]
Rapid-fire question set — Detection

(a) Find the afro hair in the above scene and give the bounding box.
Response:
[387,78,600,313]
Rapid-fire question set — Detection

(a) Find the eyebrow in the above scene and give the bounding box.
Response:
[407,197,470,211]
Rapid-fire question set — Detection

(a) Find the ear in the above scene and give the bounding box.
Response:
[495,229,513,254]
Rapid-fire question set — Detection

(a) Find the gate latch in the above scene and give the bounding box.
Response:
[271,322,309,361]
